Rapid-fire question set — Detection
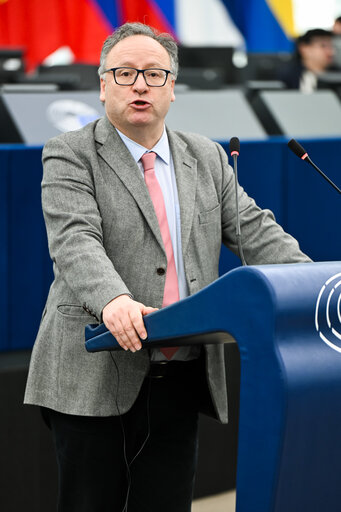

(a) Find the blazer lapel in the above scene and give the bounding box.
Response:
[95,117,165,251]
[167,129,197,255]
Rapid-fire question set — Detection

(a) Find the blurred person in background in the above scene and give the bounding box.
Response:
[279,28,336,92]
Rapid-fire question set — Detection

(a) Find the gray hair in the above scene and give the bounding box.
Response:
[98,22,178,79]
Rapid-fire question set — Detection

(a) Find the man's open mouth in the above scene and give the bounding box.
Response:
[131,100,150,107]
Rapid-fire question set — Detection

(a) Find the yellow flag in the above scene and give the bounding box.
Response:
[266,0,297,38]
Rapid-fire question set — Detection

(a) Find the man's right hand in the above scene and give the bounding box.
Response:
[102,295,158,352]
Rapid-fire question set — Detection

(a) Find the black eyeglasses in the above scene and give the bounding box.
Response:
[103,67,172,87]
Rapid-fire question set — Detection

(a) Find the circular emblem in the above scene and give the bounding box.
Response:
[46,100,100,132]
[315,273,341,353]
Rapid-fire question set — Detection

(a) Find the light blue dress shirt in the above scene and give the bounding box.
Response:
[116,127,200,361]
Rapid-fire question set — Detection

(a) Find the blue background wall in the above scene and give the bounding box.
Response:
[1,138,340,351]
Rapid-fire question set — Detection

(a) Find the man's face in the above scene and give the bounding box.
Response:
[100,35,175,144]
[300,37,335,71]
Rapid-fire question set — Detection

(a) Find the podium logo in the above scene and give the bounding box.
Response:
[46,100,100,133]
[315,273,341,353]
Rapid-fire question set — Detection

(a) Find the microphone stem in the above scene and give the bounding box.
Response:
[306,157,341,194]
[233,154,247,266]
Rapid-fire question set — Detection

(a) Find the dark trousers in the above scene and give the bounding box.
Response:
[42,359,203,512]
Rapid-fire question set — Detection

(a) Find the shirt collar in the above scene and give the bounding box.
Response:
[116,127,170,165]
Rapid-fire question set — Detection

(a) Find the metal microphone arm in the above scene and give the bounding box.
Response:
[232,152,247,266]
[305,156,341,194]
[288,138,341,195]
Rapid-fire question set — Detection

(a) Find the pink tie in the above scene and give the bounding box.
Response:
[141,152,179,359]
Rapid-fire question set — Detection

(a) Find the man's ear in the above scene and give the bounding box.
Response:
[99,77,106,103]
[170,79,176,103]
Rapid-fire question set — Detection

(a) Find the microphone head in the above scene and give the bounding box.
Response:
[288,139,308,160]
[229,137,240,156]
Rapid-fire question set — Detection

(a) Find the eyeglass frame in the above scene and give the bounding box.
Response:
[102,67,173,87]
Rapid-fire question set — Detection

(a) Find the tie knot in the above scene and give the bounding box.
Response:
[141,152,156,172]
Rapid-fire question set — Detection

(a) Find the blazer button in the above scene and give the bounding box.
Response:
[157,267,165,275]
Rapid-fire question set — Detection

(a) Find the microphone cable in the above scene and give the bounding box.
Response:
[109,351,151,512]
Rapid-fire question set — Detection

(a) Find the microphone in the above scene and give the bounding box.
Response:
[229,137,247,266]
[230,136,240,157]
[288,139,341,194]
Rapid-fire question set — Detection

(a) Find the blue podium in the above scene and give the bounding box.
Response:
[86,262,341,511]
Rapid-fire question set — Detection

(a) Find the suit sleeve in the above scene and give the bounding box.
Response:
[42,136,132,320]
[215,143,312,265]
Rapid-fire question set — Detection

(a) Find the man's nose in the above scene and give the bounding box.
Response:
[133,72,148,92]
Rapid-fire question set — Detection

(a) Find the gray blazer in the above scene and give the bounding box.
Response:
[24,116,310,423]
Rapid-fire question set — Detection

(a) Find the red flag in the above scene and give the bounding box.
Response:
[0,0,111,71]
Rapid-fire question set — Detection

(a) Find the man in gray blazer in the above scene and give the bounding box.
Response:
[25,22,310,512]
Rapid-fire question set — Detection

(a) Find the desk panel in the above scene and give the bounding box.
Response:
[285,138,341,261]
[0,149,10,350]
[8,147,52,350]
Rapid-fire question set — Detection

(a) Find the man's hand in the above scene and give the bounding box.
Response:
[102,295,158,352]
